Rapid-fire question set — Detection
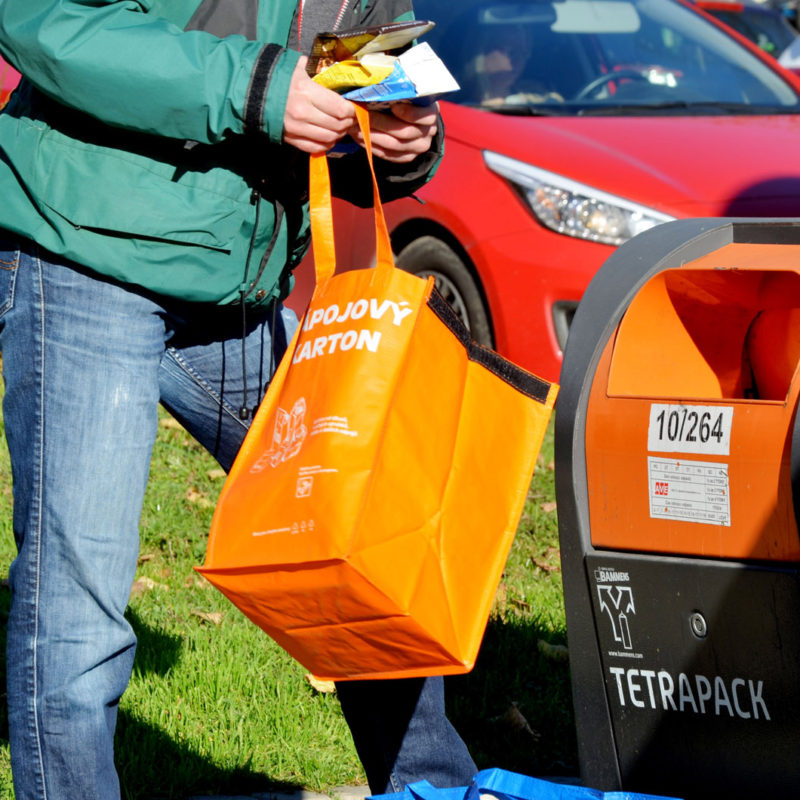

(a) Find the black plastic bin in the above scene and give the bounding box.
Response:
[555,219,800,800]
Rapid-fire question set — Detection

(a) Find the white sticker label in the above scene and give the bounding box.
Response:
[648,456,730,526]
[648,404,733,455]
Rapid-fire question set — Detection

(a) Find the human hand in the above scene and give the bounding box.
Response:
[350,102,439,163]
[283,56,357,154]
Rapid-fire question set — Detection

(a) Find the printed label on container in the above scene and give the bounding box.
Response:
[648,456,730,526]
[648,403,733,456]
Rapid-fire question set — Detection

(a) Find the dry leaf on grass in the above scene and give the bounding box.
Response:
[129,576,168,598]
[159,417,183,429]
[492,702,541,741]
[305,673,336,693]
[207,468,227,481]
[509,596,531,612]
[540,501,557,514]
[191,610,225,626]
[186,488,214,508]
[537,639,569,662]
[491,582,508,614]
[533,547,561,573]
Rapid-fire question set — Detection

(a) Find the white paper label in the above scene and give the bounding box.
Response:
[648,404,733,455]
[648,456,730,526]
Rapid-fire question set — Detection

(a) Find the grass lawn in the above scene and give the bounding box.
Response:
[0,406,575,799]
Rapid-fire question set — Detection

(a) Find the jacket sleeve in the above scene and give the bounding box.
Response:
[0,0,298,144]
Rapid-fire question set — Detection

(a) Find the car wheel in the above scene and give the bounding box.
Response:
[397,236,494,347]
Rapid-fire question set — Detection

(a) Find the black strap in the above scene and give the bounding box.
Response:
[427,289,553,404]
[245,43,283,133]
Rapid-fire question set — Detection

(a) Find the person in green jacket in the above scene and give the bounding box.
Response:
[0,2,477,798]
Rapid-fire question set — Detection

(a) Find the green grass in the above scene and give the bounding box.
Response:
[0,408,575,799]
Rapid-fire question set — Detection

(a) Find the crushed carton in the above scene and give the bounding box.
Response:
[309,20,459,104]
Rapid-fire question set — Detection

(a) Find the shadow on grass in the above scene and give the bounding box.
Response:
[115,710,300,800]
[0,594,301,800]
[0,586,577,797]
[116,608,302,800]
[446,615,578,778]
[116,610,579,798]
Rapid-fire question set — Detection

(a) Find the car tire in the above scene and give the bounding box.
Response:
[397,236,494,347]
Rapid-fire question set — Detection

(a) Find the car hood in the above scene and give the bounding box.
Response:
[443,103,800,218]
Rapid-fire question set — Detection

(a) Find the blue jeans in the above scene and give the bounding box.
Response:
[0,236,476,800]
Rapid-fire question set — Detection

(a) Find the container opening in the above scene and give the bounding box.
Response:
[608,268,800,401]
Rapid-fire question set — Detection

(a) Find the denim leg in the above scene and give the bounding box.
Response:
[336,677,477,793]
[158,302,297,472]
[0,241,166,800]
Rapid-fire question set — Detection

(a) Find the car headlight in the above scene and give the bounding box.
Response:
[484,150,675,246]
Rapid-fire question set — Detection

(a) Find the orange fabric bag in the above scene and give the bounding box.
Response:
[197,107,558,681]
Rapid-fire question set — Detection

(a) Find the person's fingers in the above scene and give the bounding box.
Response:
[348,105,438,162]
[283,57,356,153]
[388,101,440,127]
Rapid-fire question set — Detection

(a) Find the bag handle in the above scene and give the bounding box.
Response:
[308,104,395,286]
[406,772,597,800]
[404,782,468,800]
[391,771,680,800]
[466,768,601,800]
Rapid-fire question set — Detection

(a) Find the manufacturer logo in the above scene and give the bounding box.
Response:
[594,568,636,652]
[654,481,669,496]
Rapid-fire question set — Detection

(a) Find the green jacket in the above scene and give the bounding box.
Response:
[0,0,441,309]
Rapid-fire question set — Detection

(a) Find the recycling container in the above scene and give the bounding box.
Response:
[555,219,800,800]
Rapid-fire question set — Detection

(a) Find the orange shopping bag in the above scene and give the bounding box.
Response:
[197,107,558,681]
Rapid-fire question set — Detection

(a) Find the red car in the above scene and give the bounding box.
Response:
[292,0,800,383]
[693,0,798,58]
[0,55,19,108]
